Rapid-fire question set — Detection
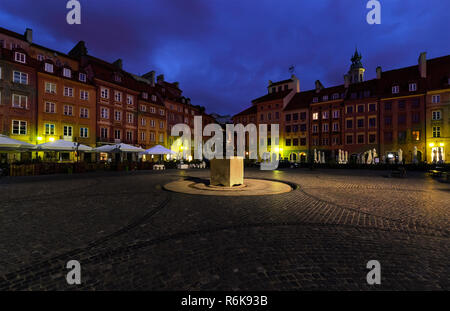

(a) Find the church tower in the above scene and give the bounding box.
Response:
[347,48,365,84]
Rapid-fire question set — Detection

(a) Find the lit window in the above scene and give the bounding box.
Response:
[312,112,319,120]
[409,83,417,92]
[44,63,54,73]
[432,126,441,138]
[12,120,27,135]
[392,85,399,94]
[63,68,71,78]
[45,123,55,135]
[45,82,56,94]
[14,52,26,63]
[412,130,420,141]
[432,110,441,120]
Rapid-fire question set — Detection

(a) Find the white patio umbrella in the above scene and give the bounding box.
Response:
[398,149,403,163]
[36,139,92,152]
[144,145,176,155]
[438,147,443,163]
[314,149,317,163]
[345,151,348,164]
[321,151,325,164]
[0,134,35,150]
[366,150,373,164]
[95,143,144,153]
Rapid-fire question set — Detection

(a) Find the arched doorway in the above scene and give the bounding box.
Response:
[299,152,307,163]
[289,153,297,162]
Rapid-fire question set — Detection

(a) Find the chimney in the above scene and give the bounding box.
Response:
[68,41,88,58]
[418,52,427,78]
[291,74,300,93]
[142,70,155,87]
[113,58,123,70]
[344,74,350,88]
[376,66,382,79]
[24,28,33,43]
[157,74,164,84]
[315,80,324,93]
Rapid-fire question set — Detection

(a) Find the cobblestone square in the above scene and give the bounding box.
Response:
[0,168,448,290]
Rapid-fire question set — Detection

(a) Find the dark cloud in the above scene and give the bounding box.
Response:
[1,0,448,115]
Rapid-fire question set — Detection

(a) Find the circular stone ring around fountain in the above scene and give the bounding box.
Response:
[163,158,294,196]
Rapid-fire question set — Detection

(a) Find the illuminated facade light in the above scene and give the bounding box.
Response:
[429,143,435,147]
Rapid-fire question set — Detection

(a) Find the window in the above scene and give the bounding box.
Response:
[64,87,74,97]
[63,68,71,78]
[80,127,89,138]
[141,118,146,126]
[332,122,339,131]
[409,83,417,92]
[13,71,28,84]
[411,98,420,108]
[285,125,291,133]
[80,90,89,100]
[312,124,318,133]
[432,110,442,120]
[80,107,89,118]
[332,93,339,100]
[127,113,134,124]
[392,85,399,94]
[151,95,157,102]
[384,102,392,111]
[357,118,364,128]
[150,120,155,127]
[300,138,306,146]
[45,82,56,94]
[100,128,108,139]
[357,105,364,113]
[100,107,109,119]
[126,131,133,141]
[260,114,264,121]
[45,102,56,113]
[114,91,122,102]
[351,92,357,99]
[357,134,364,144]
[285,139,291,146]
[285,114,291,121]
[432,95,440,103]
[101,88,109,99]
[292,125,298,132]
[268,113,271,121]
[412,130,420,141]
[369,117,376,128]
[79,73,86,82]
[346,135,353,144]
[114,129,121,140]
[300,124,307,132]
[369,134,376,144]
[312,112,319,120]
[115,111,122,121]
[322,123,329,132]
[363,90,371,98]
[300,112,306,120]
[323,95,328,101]
[346,106,353,114]
[384,116,392,126]
[159,133,164,143]
[313,97,318,103]
[322,111,329,119]
[292,113,298,121]
[15,52,26,63]
[140,105,147,112]
[142,92,148,99]
[368,103,376,112]
[140,132,146,141]
[63,126,73,137]
[45,123,55,135]
[12,94,28,109]
[63,105,73,116]
[150,132,155,141]
[12,120,27,135]
[346,119,353,129]
[127,95,134,105]
[412,112,420,123]
[332,110,339,118]
[398,100,406,109]
[44,63,54,73]
[159,121,164,129]
[150,106,156,114]
[432,126,441,138]
[159,109,165,116]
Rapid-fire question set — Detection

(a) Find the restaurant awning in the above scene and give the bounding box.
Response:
[143,145,176,155]
[36,140,93,152]
[0,135,36,151]
[95,143,144,153]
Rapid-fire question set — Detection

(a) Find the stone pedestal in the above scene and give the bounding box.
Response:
[210,157,244,187]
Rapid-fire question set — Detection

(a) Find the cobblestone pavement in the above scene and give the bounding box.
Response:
[0,168,448,290]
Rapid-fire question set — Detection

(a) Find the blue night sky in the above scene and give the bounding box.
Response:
[1,0,449,115]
